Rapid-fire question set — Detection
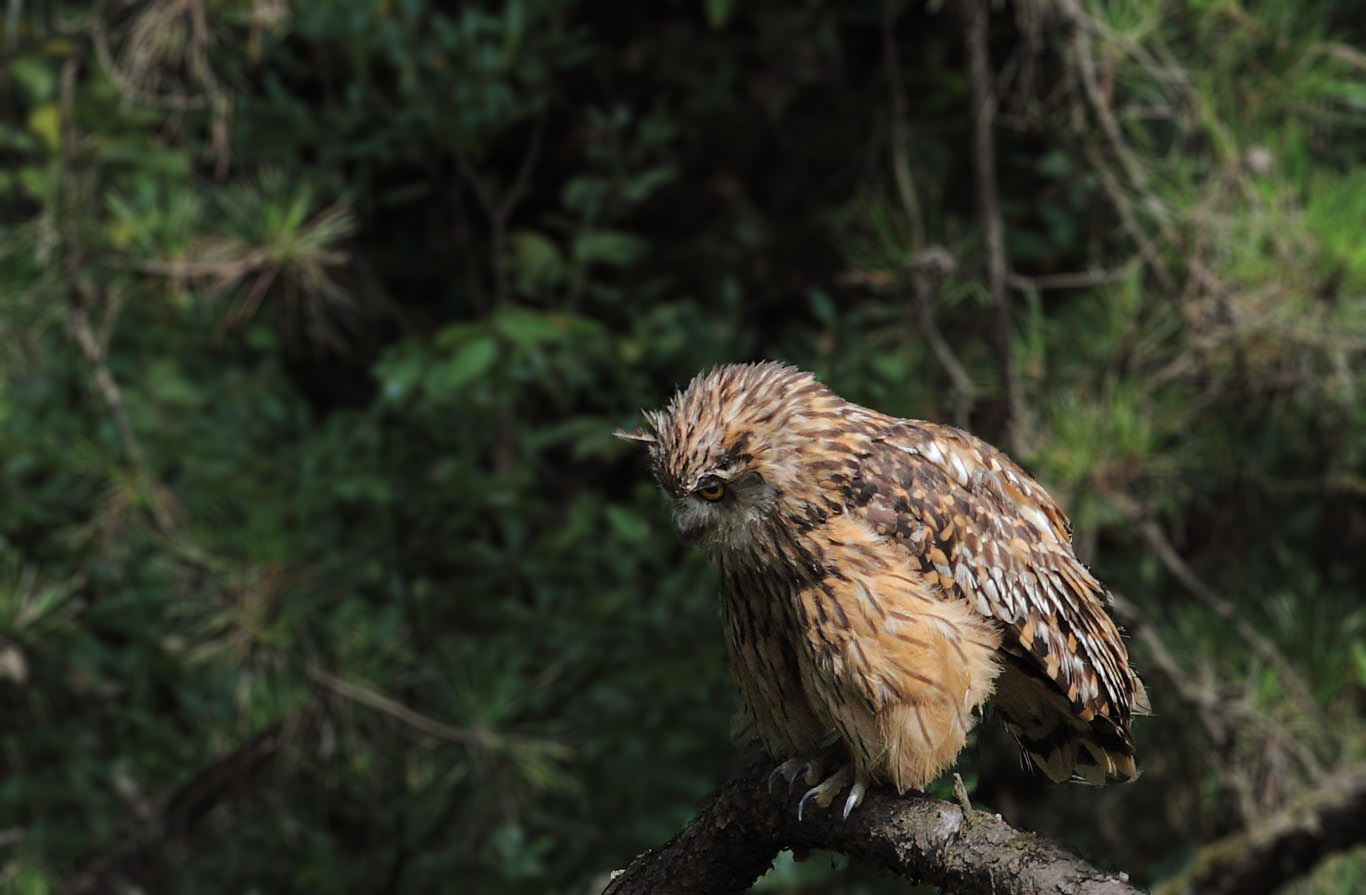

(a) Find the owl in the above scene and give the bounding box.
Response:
[620,362,1148,818]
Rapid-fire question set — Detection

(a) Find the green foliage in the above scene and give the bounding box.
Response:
[1,1,1365,893]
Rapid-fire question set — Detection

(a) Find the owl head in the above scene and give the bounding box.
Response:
[617,362,843,550]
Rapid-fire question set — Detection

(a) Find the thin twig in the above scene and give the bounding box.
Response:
[1110,496,1334,760]
[453,110,548,307]
[90,9,210,111]
[1133,618,1259,819]
[62,714,298,895]
[119,250,272,278]
[1056,0,1151,193]
[1056,0,1181,290]
[1084,145,1174,288]
[306,664,504,750]
[962,1,1022,452]
[1154,765,1366,895]
[952,772,973,812]
[57,56,188,546]
[914,277,975,428]
[1007,267,1131,291]
[881,0,925,249]
[1113,595,1325,823]
[491,110,548,305]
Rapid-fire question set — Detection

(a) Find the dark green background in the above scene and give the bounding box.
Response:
[2,1,1364,892]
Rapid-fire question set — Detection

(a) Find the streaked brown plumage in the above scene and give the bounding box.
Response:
[621,362,1148,817]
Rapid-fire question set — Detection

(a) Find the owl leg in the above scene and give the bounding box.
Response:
[797,764,871,821]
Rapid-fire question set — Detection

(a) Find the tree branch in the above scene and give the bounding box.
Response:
[882,0,925,250]
[1111,594,1323,824]
[62,714,298,895]
[961,1,1023,454]
[603,760,1140,895]
[1109,494,1333,759]
[910,248,976,429]
[306,663,523,751]
[1155,765,1366,895]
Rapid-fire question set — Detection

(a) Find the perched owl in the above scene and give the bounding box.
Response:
[621,362,1148,818]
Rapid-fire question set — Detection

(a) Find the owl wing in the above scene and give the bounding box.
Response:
[848,420,1148,782]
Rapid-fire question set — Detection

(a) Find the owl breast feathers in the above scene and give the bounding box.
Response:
[623,361,1149,816]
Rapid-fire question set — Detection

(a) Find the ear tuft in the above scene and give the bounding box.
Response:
[613,427,656,445]
[615,408,664,445]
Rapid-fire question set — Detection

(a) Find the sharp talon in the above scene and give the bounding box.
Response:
[767,758,806,794]
[797,786,821,821]
[841,779,867,820]
[795,763,854,820]
[772,749,853,819]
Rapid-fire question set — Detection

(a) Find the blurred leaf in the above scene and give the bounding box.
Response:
[431,333,499,396]
[510,229,565,295]
[9,54,57,102]
[705,0,734,29]
[26,103,59,151]
[1352,642,1366,690]
[572,230,647,267]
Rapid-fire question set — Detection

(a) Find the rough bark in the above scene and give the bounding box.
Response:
[602,761,1139,895]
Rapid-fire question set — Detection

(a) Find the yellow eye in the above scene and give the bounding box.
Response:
[696,480,726,502]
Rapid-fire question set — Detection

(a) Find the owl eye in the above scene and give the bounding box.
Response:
[695,476,727,502]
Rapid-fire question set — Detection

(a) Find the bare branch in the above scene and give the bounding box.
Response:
[306,664,495,748]
[912,264,975,429]
[1111,594,1324,823]
[62,715,297,895]
[453,109,548,307]
[881,0,925,249]
[603,760,1140,895]
[1082,144,1175,289]
[56,55,189,548]
[1110,496,1333,756]
[1053,0,1179,289]
[304,664,562,764]
[961,1,1023,453]
[1007,267,1132,292]
[1155,766,1366,895]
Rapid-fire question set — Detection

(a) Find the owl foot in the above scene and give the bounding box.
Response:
[766,756,823,794]
[766,745,844,795]
[797,764,869,821]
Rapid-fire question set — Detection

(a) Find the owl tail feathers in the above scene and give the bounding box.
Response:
[1021,721,1140,785]
[994,664,1142,786]
[1131,675,1153,716]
